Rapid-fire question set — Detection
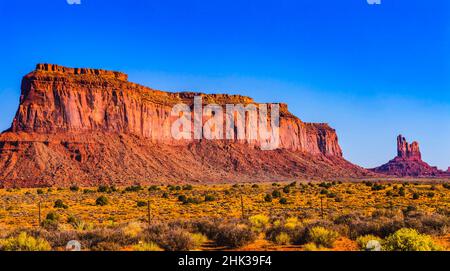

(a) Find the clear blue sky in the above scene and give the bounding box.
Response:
[0,0,449,169]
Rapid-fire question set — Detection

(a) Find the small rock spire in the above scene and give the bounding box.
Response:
[397,134,421,160]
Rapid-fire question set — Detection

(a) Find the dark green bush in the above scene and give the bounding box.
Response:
[96,196,109,206]
[53,199,68,209]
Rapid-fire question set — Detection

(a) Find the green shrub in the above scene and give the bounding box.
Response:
[204,194,215,202]
[279,198,288,204]
[54,199,68,209]
[249,215,270,232]
[264,194,273,202]
[0,232,51,251]
[307,227,339,248]
[282,186,290,193]
[136,201,147,207]
[124,185,143,192]
[182,185,193,190]
[384,228,442,251]
[69,185,79,192]
[274,232,291,245]
[272,190,281,198]
[190,233,208,248]
[37,189,44,195]
[96,196,109,206]
[412,193,420,200]
[148,185,160,191]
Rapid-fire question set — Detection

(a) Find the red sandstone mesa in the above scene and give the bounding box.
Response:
[371,135,448,177]
[0,64,371,187]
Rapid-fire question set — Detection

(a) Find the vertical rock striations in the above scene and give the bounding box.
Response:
[371,135,448,177]
[0,64,371,187]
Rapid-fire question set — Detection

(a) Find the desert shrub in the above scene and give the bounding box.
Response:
[264,194,272,202]
[195,220,256,248]
[274,232,291,245]
[79,228,135,249]
[279,198,288,204]
[307,227,339,248]
[0,232,51,251]
[326,192,337,198]
[384,228,442,251]
[249,215,270,232]
[282,186,290,194]
[37,189,44,195]
[398,187,406,196]
[204,194,215,202]
[98,185,113,193]
[91,242,122,251]
[136,201,147,207]
[372,184,385,191]
[156,229,194,251]
[41,212,60,231]
[320,189,329,195]
[133,242,163,251]
[148,185,160,191]
[412,193,420,200]
[356,234,383,250]
[303,242,321,251]
[124,185,143,192]
[30,229,79,248]
[272,190,281,198]
[426,192,435,198]
[66,215,91,231]
[182,185,193,190]
[83,189,95,194]
[284,217,300,230]
[404,212,449,235]
[142,223,197,251]
[443,183,450,189]
[54,199,68,209]
[178,195,187,202]
[251,184,259,189]
[162,192,169,198]
[69,185,79,192]
[96,196,108,206]
[190,233,208,248]
[319,182,332,189]
[122,222,143,238]
[213,224,256,248]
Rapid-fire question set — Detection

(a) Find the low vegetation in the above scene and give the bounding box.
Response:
[0,181,448,251]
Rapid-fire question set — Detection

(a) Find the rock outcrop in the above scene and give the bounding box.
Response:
[371,135,447,177]
[0,64,372,187]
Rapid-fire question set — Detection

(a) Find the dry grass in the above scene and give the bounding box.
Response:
[0,180,448,251]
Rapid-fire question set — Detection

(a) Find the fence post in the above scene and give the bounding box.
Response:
[240,194,245,219]
[38,201,42,227]
[147,200,151,226]
[320,197,324,219]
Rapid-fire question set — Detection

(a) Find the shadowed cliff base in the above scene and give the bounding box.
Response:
[0,64,374,187]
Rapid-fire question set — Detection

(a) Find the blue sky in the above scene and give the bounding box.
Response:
[0,0,449,169]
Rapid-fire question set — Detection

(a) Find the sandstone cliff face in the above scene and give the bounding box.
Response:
[371,135,447,177]
[0,64,370,187]
[12,64,342,156]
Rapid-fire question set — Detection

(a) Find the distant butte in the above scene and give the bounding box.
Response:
[371,135,449,177]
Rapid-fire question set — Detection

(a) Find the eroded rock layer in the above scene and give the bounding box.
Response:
[0,64,372,187]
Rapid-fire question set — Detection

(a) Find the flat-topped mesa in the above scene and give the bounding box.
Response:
[35,63,128,81]
[10,63,343,157]
[397,135,421,160]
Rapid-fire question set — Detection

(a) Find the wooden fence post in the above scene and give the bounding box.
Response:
[147,200,151,225]
[38,201,42,227]
[240,194,245,219]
